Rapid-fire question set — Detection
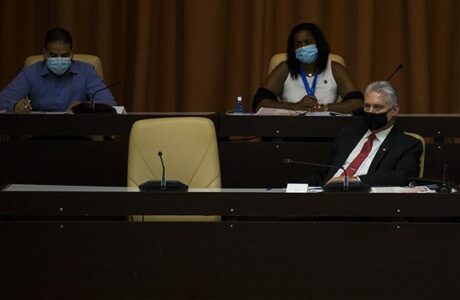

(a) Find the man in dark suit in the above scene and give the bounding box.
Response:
[306,81,423,187]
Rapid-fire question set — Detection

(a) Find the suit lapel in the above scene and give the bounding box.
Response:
[326,125,367,180]
[367,127,398,173]
[335,126,367,166]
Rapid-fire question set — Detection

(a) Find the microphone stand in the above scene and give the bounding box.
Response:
[71,81,120,114]
[89,81,120,111]
[138,150,188,192]
[352,64,403,117]
[282,158,369,192]
[158,151,166,190]
[283,159,349,191]
[438,163,452,193]
[343,169,349,191]
[386,64,403,81]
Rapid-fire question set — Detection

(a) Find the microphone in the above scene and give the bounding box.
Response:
[138,150,188,192]
[438,163,452,193]
[90,81,120,110]
[71,81,120,114]
[158,151,166,190]
[282,158,370,192]
[386,64,403,81]
[283,158,349,191]
[409,163,454,193]
[351,64,403,117]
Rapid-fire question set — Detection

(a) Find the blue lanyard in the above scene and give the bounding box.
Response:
[299,67,318,96]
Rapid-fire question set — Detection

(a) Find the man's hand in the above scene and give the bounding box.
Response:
[327,175,360,184]
[67,100,82,112]
[14,99,32,113]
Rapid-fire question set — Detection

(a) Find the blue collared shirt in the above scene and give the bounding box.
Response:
[0,61,116,112]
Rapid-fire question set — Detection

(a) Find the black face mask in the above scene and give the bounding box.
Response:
[362,109,391,131]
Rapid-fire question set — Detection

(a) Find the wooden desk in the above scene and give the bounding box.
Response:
[0,113,217,186]
[1,187,460,299]
[1,113,460,187]
[219,113,460,138]
[219,114,460,187]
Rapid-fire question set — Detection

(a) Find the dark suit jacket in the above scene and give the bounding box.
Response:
[305,122,423,186]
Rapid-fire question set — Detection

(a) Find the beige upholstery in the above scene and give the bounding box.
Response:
[128,117,221,188]
[404,132,425,177]
[24,54,104,79]
[128,117,221,222]
[268,53,346,74]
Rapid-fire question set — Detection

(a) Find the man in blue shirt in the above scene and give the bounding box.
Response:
[0,27,116,112]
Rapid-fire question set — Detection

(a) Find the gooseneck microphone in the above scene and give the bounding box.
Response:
[71,81,120,114]
[409,163,454,193]
[438,163,452,193]
[352,64,404,117]
[90,81,121,110]
[282,158,350,191]
[386,64,403,81]
[158,151,166,190]
[138,150,189,192]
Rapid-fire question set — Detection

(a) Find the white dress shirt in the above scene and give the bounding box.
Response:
[332,126,393,178]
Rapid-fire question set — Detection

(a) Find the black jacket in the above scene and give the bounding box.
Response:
[305,122,423,186]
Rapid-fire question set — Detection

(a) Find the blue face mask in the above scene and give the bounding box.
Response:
[46,57,72,76]
[295,44,318,64]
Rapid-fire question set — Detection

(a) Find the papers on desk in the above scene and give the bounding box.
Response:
[286,183,309,193]
[113,106,127,114]
[30,111,70,114]
[188,188,285,193]
[285,184,323,193]
[0,106,127,115]
[371,186,435,193]
[3,184,291,193]
[255,107,350,117]
[3,184,138,192]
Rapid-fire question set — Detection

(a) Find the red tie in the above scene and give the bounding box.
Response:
[341,134,376,177]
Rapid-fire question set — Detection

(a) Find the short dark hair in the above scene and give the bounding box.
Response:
[286,23,329,79]
[44,27,73,49]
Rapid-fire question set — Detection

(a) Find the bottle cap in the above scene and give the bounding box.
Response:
[237,96,242,102]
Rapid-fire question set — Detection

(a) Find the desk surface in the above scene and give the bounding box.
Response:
[2,112,460,137]
[0,112,217,135]
[3,115,460,299]
[1,184,459,217]
[220,113,460,137]
[2,184,460,299]
[2,113,460,188]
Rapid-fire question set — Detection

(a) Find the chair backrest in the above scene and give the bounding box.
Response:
[24,54,104,79]
[404,132,425,177]
[268,53,346,74]
[127,117,221,188]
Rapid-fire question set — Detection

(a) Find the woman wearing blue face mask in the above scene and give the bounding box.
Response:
[252,23,363,114]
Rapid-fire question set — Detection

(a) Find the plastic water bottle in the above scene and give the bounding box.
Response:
[235,96,244,113]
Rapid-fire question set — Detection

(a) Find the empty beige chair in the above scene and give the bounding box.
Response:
[24,54,104,79]
[128,117,221,221]
[268,53,346,75]
[404,132,425,177]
